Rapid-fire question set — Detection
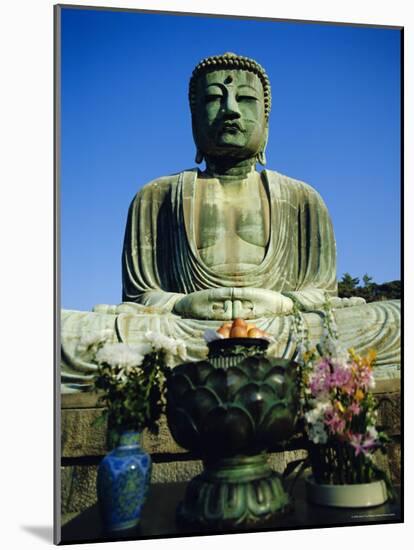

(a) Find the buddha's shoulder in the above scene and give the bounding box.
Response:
[133,170,196,200]
[136,173,180,195]
[264,169,316,193]
[263,169,324,201]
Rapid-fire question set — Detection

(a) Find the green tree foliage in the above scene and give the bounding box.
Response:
[338,273,360,296]
[362,273,374,287]
[338,274,401,302]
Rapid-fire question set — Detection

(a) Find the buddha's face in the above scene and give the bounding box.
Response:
[193,69,267,159]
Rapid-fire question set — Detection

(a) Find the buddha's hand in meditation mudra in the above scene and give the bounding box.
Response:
[281,289,366,311]
[173,287,294,320]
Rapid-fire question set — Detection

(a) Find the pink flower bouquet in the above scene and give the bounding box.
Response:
[299,344,389,485]
[289,295,393,490]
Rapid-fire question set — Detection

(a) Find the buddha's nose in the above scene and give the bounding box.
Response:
[222,93,241,118]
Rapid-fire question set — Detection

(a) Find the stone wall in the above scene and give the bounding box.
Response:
[60,379,401,525]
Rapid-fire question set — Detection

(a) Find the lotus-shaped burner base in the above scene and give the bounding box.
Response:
[167,339,299,528]
[177,454,290,528]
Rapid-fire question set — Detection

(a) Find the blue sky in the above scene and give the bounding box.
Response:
[60,7,401,311]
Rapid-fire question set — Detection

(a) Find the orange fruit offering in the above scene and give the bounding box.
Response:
[216,318,268,339]
[247,328,263,338]
[217,326,231,338]
[230,326,248,338]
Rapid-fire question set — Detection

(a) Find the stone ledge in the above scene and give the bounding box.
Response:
[61,377,400,410]
[61,408,187,458]
[61,408,107,458]
[374,391,401,437]
[61,392,102,409]
[61,388,401,458]
[374,378,400,393]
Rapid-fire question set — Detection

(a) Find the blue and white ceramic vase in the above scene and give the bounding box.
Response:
[97,430,152,532]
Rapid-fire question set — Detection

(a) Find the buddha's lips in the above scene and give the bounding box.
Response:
[220,122,245,133]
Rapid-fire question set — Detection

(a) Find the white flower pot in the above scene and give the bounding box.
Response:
[305,475,388,508]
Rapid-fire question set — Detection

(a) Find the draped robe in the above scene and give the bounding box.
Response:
[61,169,400,393]
[122,169,337,307]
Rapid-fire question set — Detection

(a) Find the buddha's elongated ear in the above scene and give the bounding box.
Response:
[195,148,204,164]
[257,150,267,166]
[256,126,269,166]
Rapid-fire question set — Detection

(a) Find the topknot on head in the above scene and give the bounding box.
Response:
[189,52,271,120]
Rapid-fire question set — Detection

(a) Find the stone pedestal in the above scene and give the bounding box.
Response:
[60,378,400,525]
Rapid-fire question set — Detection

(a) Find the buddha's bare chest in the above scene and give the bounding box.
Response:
[193,177,270,269]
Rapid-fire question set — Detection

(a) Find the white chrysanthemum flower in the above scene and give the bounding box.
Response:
[95,343,144,368]
[305,408,323,425]
[76,329,113,353]
[145,331,172,352]
[144,331,187,358]
[305,399,330,425]
[144,331,162,347]
[80,328,112,347]
[133,342,153,356]
[308,421,328,444]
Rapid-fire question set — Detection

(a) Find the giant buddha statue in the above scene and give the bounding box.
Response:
[61,53,400,393]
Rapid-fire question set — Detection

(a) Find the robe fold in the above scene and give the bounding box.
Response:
[122,169,337,306]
